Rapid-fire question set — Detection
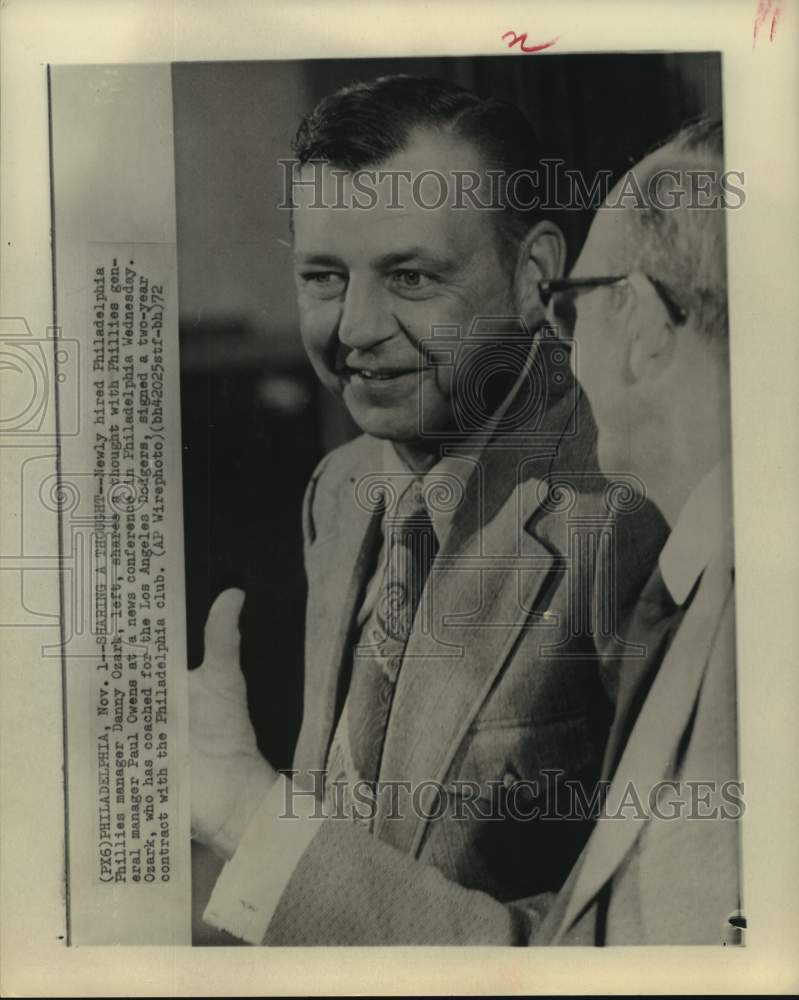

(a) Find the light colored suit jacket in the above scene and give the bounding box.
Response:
[535,540,741,946]
[264,385,668,945]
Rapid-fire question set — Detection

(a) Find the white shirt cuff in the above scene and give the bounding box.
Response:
[203,772,325,944]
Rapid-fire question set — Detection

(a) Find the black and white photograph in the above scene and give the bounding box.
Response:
[172,54,739,947]
[46,48,743,947]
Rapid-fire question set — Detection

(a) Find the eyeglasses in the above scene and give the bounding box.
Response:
[538,274,687,326]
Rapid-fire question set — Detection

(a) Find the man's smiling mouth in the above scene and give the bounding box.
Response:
[340,364,421,382]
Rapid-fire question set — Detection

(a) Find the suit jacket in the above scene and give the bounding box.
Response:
[534,540,741,946]
[264,382,668,945]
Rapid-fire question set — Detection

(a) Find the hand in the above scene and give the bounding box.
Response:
[189,588,277,859]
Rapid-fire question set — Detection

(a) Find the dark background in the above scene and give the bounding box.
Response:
[173,53,723,772]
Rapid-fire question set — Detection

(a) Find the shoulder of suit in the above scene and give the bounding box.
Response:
[531,470,670,577]
[305,433,383,520]
[311,433,381,485]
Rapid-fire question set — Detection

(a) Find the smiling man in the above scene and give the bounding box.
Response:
[189,75,667,945]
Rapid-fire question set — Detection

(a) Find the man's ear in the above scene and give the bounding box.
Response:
[515,220,567,321]
[624,273,677,382]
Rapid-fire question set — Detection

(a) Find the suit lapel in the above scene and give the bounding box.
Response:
[375,471,558,852]
[374,390,580,853]
[294,445,382,775]
[551,544,735,942]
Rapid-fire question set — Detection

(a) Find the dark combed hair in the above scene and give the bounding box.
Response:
[291,74,547,268]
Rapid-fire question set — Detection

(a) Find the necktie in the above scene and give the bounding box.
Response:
[326,478,438,813]
[349,478,438,781]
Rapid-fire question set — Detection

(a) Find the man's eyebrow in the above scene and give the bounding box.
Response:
[375,249,458,272]
[294,249,462,272]
[293,252,346,267]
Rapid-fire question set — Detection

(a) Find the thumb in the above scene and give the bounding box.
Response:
[202,587,246,667]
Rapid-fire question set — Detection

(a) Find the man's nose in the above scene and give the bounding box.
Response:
[337,279,395,351]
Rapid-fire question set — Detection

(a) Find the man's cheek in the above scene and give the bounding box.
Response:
[434,362,455,402]
[299,308,339,361]
[309,356,342,395]
[570,332,602,401]
[396,299,459,348]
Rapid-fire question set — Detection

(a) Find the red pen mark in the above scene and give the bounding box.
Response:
[502,30,559,54]
[753,0,782,46]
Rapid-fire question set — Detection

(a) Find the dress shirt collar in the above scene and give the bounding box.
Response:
[658,455,734,606]
[380,440,467,549]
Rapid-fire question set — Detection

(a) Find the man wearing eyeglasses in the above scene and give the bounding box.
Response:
[189,75,668,945]
[532,118,742,945]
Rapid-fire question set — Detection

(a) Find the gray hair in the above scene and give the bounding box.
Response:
[623,119,729,346]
